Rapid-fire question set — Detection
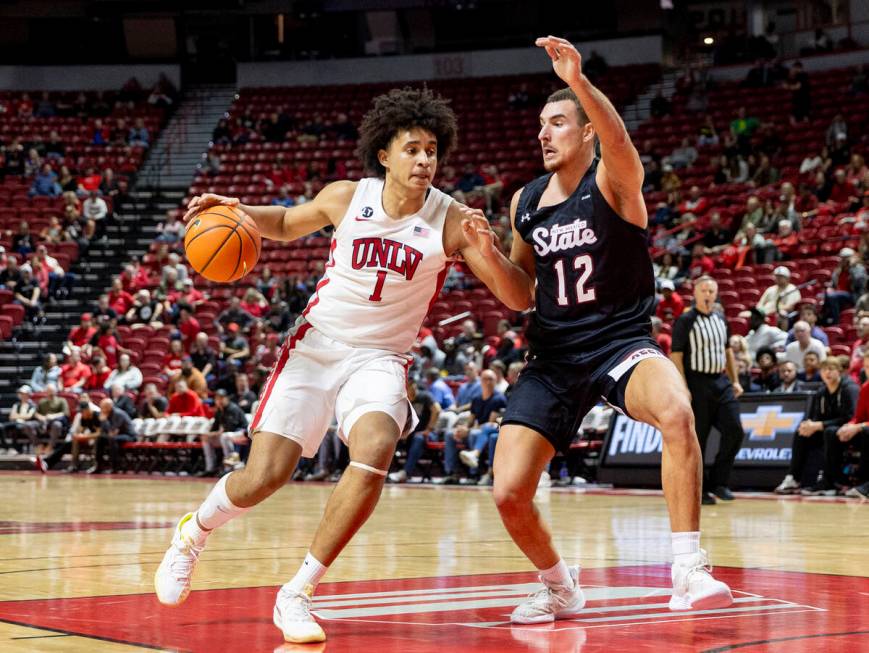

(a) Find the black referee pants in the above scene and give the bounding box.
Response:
[686,372,746,491]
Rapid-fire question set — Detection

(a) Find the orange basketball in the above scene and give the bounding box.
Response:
[184,205,261,283]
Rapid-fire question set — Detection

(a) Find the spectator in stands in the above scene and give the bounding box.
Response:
[83,189,108,228]
[660,164,681,196]
[826,114,848,149]
[651,316,672,355]
[128,118,150,147]
[217,297,254,333]
[271,185,296,208]
[649,91,671,118]
[220,322,250,365]
[750,154,779,187]
[774,361,805,393]
[14,266,43,324]
[29,354,61,392]
[169,356,208,398]
[800,148,828,176]
[677,185,708,217]
[240,288,268,319]
[746,307,787,360]
[28,163,61,198]
[655,279,684,323]
[797,358,858,495]
[198,389,248,477]
[786,321,827,372]
[93,294,118,323]
[736,358,760,393]
[90,119,109,146]
[783,61,811,124]
[388,380,441,484]
[47,396,102,472]
[758,266,800,317]
[653,252,680,283]
[109,383,137,419]
[33,245,74,300]
[232,373,257,413]
[90,398,136,474]
[167,379,205,417]
[23,383,69,454]
[786,304,828,346]
[44,130,64,160]
[189,332,217,380]
[138,383,169,419]
[156,211,184,244]
[40,216,66,245]
[0,386,37,455]
[174,304,201,350]
[453,369,507,485]
[729,335,752,369]
[696,115,719,147]
[60,348,91,393]
[770,220,798,259]
[425,367,455,411]
[12,221,35,257]
[847,316,869,381]
[162,338,185,377]
[826,247,866,324]
[104,353,143,392]
[212,118,232,144]
[83,355,111,392]
[0,253,21,291]
[798,351,823,383]
[109,119,128,147]
[24,148,43,178]
[452,164,485,204]
[126,289,163,329]
[688,243,714,278]
[730,106,760,153]
[754,347,780,391]
[828,168,858,207]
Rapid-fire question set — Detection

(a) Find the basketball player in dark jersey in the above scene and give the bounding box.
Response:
[461,36,734,622]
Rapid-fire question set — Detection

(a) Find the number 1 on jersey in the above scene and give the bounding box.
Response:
[554,254,596,306]
[369,270,388,302]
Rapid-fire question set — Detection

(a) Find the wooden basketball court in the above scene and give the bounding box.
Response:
[1,471,867,652]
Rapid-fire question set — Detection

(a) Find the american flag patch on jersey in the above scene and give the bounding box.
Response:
[413,225,430,238]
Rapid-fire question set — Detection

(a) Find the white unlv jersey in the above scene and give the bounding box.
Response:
[302,177,452,354]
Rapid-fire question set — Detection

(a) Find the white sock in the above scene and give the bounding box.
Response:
[671,531,701,565]
[539,559,572,589]
[182,473,249,546]
[287,552,329,593]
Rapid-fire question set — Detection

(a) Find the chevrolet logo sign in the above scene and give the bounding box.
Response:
[740,405,804,441]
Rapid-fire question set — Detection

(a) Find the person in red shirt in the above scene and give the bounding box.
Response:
[240,288,268,318]
[771,220,799,259]
[167,379,205,416]
[828,168,857,206]
[108,277,134,315]
[162,339,185,377]
[677,185,709,217]
[177,305,201,350]
[656,279,685,323]
[92,322,122,368]
[688,243,714,278]
[83,354,111,392]
[60,349,91,392]
[78,166,103,193]
[651,316,672,355]
[67,313,97,350]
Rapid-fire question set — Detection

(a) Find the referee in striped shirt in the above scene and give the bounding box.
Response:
[670,276,746,505]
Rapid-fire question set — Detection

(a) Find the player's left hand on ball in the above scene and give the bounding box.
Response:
[459,205,496,257]
[536,35,582,84]
[183,193,240,223]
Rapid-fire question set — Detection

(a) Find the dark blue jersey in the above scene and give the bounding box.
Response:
[516,158,655,355]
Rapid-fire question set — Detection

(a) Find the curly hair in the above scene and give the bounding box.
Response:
[356,87,458,177]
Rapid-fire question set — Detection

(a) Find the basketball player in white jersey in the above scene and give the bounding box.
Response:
[154,88,502,644]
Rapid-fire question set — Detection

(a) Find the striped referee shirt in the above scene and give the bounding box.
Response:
[671,308,730,375]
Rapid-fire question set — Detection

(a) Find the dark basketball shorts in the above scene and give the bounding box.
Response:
[501,336,665,453]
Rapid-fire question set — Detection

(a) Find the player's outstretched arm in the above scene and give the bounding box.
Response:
[447,191,536,311]
[182,181,357,242]
[536,35,646,227]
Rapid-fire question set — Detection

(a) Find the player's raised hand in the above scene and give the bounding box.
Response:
[182,193,240,222]
[535,35,582,85]
[459,205,497,257]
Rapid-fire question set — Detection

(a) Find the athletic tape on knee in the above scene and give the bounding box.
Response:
[349,461,388,476]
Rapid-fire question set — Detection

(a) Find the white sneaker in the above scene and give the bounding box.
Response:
[459,449,480,469]
[537,470,551,488]
[510,565,585,624]
[388,469,407,483]
[155,513,204,606]
[273,583,326,643]
[669,550,733,611]
[774,474,800,495]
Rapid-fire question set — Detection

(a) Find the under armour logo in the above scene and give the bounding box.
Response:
[520,212,531,223]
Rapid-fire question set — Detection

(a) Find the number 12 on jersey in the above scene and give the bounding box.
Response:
[554,254,596,306]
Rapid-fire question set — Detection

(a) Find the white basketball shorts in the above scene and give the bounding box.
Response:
[249,320,417,457]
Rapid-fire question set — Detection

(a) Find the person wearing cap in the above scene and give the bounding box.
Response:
[656,279,684,324]
[67,313,97,351]
[0,385,37,454]
[220,323,250,363]
[826,247,866,324]
[198,389,248,477]
[758,266,801,318]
